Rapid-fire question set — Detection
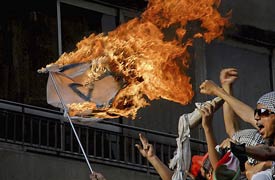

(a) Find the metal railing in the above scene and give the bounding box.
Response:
[0,99,207,173]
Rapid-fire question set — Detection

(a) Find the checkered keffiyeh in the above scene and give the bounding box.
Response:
[232,129,265,165]
[257,91,275,113]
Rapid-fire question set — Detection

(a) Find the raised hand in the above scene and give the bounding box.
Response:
[200,102,215,129]
[136,134,173,180]
[220,68,238,86]
[135,133,155,160]
[200,80,221,96]
[219,138,236,149]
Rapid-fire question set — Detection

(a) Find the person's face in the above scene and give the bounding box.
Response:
[200,167,212,180]
[255,104,275,139]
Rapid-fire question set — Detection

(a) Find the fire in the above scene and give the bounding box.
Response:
[42,0,230,119]
[142,0,229,43]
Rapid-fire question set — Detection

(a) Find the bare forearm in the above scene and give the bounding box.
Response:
[203,126,219,169]
[215,87,256,128]
[222,84,239,137]
[246,145,275,161]
[148,155,173,180]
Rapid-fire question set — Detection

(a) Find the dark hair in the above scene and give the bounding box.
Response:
[195,171,207,180]
[195,157,212,180]
[202,157,212,174]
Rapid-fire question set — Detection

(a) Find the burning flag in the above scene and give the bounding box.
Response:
[39,0,230,120]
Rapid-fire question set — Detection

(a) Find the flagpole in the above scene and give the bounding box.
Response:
[49,72,94,174]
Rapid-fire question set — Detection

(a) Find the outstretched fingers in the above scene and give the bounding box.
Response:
[139,133,150,150]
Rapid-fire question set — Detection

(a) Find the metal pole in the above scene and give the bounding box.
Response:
[49,72,94,174]
[57,0,63,56]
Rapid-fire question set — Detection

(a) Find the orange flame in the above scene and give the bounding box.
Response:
[44,0,230,119]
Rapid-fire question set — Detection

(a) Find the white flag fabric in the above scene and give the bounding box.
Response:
[45,62,122,121]
[169,97,223,180]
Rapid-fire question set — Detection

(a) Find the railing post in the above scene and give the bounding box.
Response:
[60,120,65,151]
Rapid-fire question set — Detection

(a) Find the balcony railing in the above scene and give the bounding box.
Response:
[0,99,207,173]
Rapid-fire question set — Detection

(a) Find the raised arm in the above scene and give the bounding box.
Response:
[135,133,173,180]
[219,68,240,137]
[200,80,257,129]
[200,102,220,169]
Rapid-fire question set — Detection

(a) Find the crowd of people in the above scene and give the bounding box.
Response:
[89,67,275,180]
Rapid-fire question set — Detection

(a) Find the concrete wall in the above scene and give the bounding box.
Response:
[220,0,275,31]
[0,145,159,180]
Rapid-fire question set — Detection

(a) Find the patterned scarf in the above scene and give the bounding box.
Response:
[257,91,275,113]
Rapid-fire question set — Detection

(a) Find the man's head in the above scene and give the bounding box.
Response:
[190,153,212,180]
[255,91,275,140]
